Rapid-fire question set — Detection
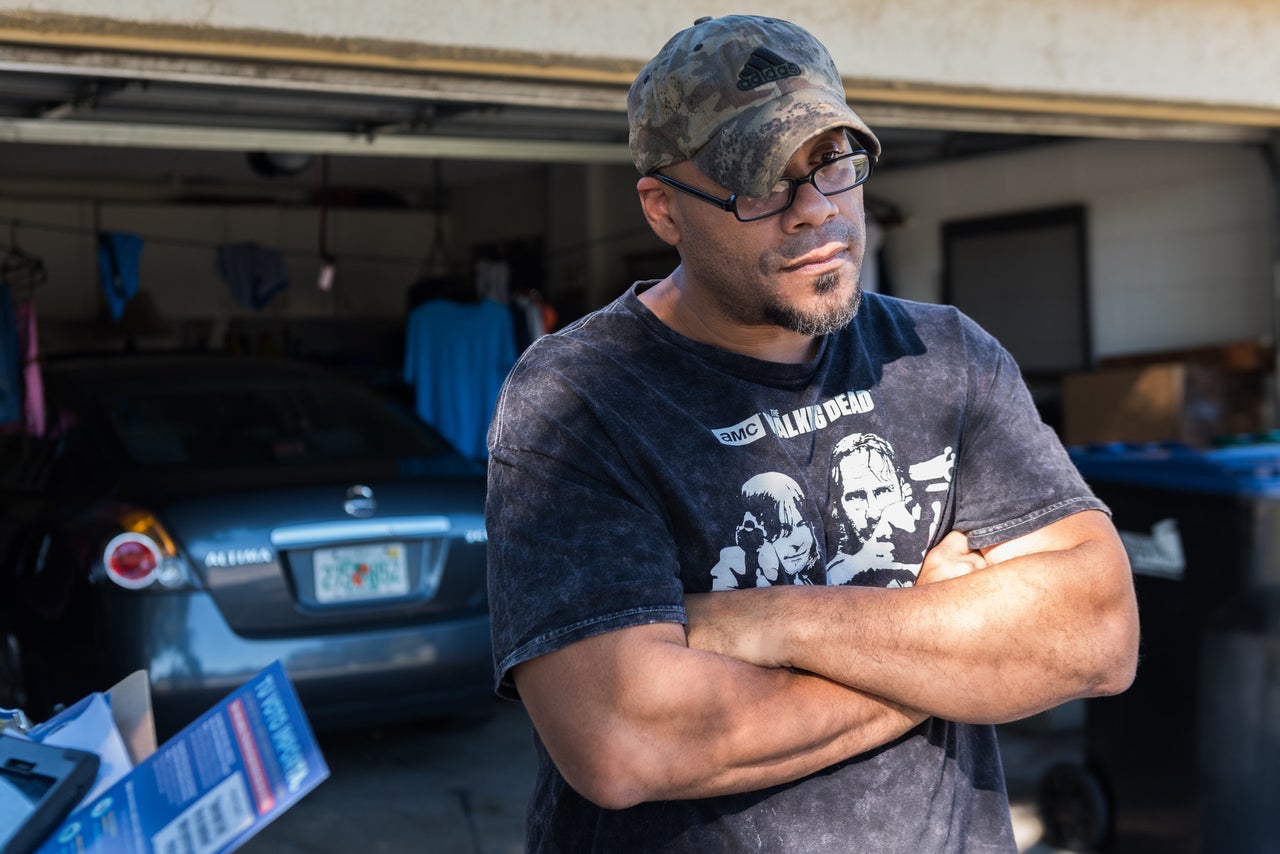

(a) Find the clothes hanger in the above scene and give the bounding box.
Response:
[0,221,48,299]
[406,161,478,306]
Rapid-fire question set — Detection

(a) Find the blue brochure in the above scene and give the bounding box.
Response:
[36,661,328,854]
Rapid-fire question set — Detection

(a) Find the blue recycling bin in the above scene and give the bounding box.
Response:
[1043,443,1280,853]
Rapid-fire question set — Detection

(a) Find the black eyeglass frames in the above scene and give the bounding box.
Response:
[651,147,876,223]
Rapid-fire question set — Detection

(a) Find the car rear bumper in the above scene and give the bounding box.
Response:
[101,591,495,738]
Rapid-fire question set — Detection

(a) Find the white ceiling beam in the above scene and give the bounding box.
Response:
[0,117,634,162]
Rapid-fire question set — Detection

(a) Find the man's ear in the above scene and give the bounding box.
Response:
[637,176,681,247]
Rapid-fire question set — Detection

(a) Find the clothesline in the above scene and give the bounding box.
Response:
[0,215,424,266]
[0,214,663,267]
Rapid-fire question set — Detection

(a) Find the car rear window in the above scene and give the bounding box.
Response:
[96,380,449,468]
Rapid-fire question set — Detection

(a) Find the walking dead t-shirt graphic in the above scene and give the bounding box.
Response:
[706,390,956,592]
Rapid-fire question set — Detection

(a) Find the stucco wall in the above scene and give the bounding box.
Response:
[870,138,1275,359]
[1,0,1278,120]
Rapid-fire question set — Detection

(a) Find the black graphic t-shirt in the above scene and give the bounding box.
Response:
[486,283,1106,853]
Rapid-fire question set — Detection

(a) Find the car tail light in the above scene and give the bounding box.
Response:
[98,510,199,591]
[104,533,161,589]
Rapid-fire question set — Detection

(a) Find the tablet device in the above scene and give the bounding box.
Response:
[0,736,99,854]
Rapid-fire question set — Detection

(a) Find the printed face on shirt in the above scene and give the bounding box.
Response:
[774,520,817,574]
[725,471,822,586]
[828,433,911,546]
[837,448,904,539]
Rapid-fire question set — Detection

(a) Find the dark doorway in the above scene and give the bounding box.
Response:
[942,205,1092,429]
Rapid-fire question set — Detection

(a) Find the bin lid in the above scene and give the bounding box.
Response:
[1069,442,1280,496]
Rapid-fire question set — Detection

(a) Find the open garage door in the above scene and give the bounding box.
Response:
[0,26,1274,377]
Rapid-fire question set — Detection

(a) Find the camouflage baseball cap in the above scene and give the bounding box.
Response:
[628,15,880,199]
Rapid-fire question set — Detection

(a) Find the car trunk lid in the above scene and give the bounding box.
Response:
[154,475,488,638]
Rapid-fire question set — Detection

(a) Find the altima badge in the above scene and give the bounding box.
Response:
[344,484,377,518]
[205,547,273,568]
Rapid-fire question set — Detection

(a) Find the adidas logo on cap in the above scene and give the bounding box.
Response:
[737,47,802,91]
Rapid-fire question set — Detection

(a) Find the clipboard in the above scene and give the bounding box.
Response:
[0,737,99,854]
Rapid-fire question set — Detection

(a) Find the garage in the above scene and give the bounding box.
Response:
[0,9,1276,437]
[0,43,1093,373]
[2,0,1279,791]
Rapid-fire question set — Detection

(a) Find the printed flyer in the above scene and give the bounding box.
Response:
[36,661,328,854]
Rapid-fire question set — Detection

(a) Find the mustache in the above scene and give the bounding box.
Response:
[774,223,862,264]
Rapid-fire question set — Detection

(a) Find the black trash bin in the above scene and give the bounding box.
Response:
[1042,443,1280,853]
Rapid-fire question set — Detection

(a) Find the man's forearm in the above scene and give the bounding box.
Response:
[514,623,927,809]
[685,512,1140,724]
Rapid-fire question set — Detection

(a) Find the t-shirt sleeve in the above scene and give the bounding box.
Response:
[951,314,1108,550]
[485,355,686,700]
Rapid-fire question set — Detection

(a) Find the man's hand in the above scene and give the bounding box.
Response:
[916,530,989,584]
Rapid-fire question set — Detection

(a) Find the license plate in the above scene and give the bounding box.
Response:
[313,542,410,604]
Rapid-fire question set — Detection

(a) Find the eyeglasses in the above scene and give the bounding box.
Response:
[652,148,876,223]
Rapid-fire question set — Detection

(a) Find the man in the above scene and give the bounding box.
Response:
[486,14,1138,853]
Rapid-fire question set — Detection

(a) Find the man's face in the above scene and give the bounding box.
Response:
[837,449,903,539]
[665,130,867,337]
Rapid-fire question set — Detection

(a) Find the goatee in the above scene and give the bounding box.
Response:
[765,274,863,337]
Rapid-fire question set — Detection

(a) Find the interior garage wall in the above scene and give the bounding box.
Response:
[454,168,547,259]
[539,162,669,316]
[1,160,666,362]
[0,196,444,359]
[6,136,1272,369]
[871,138,1275,360]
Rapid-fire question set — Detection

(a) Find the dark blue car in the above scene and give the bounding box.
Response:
[0,354,494,737]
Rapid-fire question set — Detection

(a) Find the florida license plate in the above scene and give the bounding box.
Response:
[313,542,410,604]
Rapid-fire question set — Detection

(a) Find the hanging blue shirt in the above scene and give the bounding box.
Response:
[404,298,516,459]
[97,231,144,321]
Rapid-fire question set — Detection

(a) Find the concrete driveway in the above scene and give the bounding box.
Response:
[243,700,532,854]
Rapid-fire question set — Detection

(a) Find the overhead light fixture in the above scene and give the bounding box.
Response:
[316,154,335,292]
[317,252,336,292]
[247,150,315,177]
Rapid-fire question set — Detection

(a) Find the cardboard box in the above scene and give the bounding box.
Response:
[1062,362,1267,448]
[1097,339,1274,374]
